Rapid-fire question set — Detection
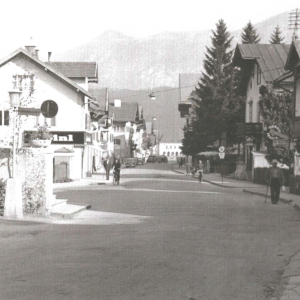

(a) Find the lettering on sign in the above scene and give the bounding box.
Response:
[52,134,74,142]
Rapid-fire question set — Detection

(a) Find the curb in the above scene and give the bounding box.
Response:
[171,167,239,188]
[242,189,300,212]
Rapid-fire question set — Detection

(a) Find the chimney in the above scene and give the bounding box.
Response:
[25,37,36,56]
[35,49,39,59]
[48,52,52,62]
[114,99,121,107]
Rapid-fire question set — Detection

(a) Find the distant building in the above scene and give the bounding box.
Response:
[159,142,182,158]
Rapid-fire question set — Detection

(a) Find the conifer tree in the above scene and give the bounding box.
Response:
[241,21,261,44]
[269,25,285,44]
[181,19,245,156]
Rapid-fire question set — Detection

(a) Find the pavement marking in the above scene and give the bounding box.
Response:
[121,178,209,184]
[104,187,222,194]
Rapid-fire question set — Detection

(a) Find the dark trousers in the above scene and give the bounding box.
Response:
[270,178,280,203]
[106,166,111,180]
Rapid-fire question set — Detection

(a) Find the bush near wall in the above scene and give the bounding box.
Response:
[253,168,290,186]
[0,179,6,216]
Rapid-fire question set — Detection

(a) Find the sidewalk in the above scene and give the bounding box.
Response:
[173,166,300,300]
[172,166,300,210]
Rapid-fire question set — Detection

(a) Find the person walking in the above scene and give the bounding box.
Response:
[265,159,285,204]
[198,160,204,183]
[112,157,122,184]
[105,156,113,180]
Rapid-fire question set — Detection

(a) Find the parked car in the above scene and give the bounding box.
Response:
[136,158,144,165]
[125,158,136,168]
[157,155,168,163]
[147,155,157,163]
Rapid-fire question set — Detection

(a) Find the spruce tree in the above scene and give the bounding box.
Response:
[269,25,285,44]
[241,21,261,44]
[181,19,245,156]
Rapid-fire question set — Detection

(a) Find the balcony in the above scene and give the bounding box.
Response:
[236,123,263,139]
[178,101,192,118]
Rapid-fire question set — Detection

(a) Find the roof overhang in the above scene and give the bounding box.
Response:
[285,41,300,71]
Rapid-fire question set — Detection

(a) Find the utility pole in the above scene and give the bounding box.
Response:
[289,8,300,41]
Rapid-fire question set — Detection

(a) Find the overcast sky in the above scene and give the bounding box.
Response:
[0,0,299,58]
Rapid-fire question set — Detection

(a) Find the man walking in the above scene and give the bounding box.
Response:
[265,159,285,204]
[198,160,204,183]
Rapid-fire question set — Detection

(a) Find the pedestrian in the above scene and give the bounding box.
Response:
[198,160,204,183]
[105,156,112,180]
[112,156,122,184]
[265,159,285,204]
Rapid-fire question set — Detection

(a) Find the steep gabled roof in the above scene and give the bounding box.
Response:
[232,43,291,83]
[46,62,98,82]
[0,48,94,99]
[285,40,300,70]
[109,102,139,123]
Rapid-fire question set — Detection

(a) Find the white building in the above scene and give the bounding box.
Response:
[0,45,101,181]
[159,142,182,157]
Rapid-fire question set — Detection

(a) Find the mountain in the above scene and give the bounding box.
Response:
[53,12,293,90]
[53,11,294,143]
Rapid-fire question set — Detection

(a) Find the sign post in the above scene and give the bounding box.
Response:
[219,149,225,184]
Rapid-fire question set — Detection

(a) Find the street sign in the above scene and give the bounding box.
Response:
[219,146,225,153]
[18,107,41,116]
[219,152,225,159]
[273,139,289,147]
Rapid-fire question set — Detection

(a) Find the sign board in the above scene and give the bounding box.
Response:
[219,152,225,159]
[273,139,289,147]
[18,107,41,116]
[24,131,92,146]
[219,146,225,153]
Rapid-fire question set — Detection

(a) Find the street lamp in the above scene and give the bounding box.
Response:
[4,90,23,219]
[9,90,22,178]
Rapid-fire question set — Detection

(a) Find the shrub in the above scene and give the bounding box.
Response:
[0,179,6,216]
[30,124,53,140]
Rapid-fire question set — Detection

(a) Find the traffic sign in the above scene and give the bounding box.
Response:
[219,146,225,153]
[219,152,225,159]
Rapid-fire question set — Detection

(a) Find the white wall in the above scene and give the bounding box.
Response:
[0,54,87,149]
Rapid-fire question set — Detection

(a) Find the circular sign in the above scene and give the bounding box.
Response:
[219,146,225,153]
[41,100,58,118]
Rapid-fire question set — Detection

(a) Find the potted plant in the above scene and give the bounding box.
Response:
[29,124,53,148]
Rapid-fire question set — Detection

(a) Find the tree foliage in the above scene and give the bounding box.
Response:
[241,21,261,44]
[181,19,245,156]
[259,87,293,165]
[269,25,285,44]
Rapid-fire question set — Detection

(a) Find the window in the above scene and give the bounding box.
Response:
[167,152,170,156]
[166,145,168,149]
[0,110,9,126]
[114,139,121,145]
[170,146,172,149]
[176,152,178,156]
[257,65,261,85]
[171,152,174,156]
[163,152,166,155]
[13,74,34,92]
[249,102,253,122]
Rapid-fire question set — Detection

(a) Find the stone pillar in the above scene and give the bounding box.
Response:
[4,178,23,219]
[44,148,54,216]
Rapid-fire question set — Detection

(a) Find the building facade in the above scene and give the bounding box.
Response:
[159,142,182,157]
[0,46,101,181]
[232,43,293,179]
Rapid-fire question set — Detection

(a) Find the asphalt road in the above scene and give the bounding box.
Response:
[1,163,300,300]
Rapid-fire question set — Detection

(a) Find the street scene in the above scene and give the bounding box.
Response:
[1,1,300,299]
